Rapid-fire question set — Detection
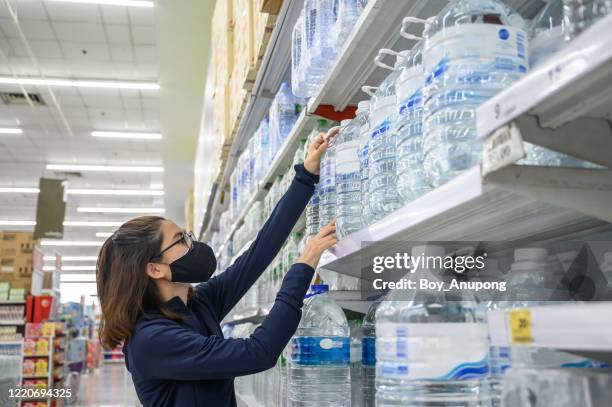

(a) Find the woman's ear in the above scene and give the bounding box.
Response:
[146,262,167,280]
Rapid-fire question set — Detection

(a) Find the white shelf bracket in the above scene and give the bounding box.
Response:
[484,165,612,224]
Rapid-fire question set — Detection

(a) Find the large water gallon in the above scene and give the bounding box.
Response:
[395,40,430,205]
[318,126,339,230]
[335,117,363,238]
[506,247,605,369]
[361,299,380,407]
[332,0,361,50]
[289,284,351,406]
[422,0,528,187]
[375,245,490,406]
[367,50,409,223]
[530,0,566,67]
[356,100,371,226]
[269,83,303,161]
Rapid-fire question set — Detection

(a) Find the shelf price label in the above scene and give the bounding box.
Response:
[509,309,533,344]
[482,121,525,176]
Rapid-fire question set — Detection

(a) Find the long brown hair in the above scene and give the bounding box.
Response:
[96,216,182,349]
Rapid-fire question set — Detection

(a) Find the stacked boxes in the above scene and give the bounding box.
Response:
[0,231,43,290]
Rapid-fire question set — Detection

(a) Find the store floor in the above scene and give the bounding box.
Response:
[77,363,141,406]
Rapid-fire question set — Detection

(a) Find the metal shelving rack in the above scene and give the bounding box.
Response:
[200,0,612,390]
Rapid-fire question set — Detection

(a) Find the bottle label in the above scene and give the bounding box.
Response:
[291,336,350,366]
[362,336,376,366]
[371,120,391,141]
[335,140,360,173]
[399,89,423,116]
[424,24,528,86]
[376,323,489,380]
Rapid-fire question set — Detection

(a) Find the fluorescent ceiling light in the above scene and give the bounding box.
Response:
[0,128,22,134]
[60,274,97,283]
[0,220,122,227]
[44,265,96,271]
[46,0,154,7]
[78,207,165,214]
[44,256,98,261]
[0,77,158,90]
[0,220,36,226]
[68,188,163,196]
[64,221,123,227]
[0,187,163,196]
[46,164,163,173]
[95,232,113,238]
[92,131,162,140]
[40,240,104,247]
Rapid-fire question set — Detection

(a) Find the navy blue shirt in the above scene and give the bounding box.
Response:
[123,164,318,406]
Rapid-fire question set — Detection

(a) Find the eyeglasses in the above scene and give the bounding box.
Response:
[151,230,196,261]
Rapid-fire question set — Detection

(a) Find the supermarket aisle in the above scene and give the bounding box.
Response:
[77,363,141,406]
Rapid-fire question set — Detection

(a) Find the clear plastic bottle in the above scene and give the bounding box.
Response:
[507,247,603,369]
[361,300,380,407]
[289,284,351,406]
[335,118,362,238]
[563,0,612,39]
[270,83,304,160]
[349,319,363,407]
[422,0,528,188]
[305,120,332,237]
[395,40,430,205]
[292,12,307,98]
[318,132,338,230]
[530,0,567,67]
[375,245,490,406]
[357,101,371,226]
[332,0,360,50]
[368,51,409,223]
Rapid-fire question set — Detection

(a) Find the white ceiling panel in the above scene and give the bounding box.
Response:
[106,24,130,44]
[100,6,128,25]
[5,1,47,20]
[134,44,155,63]
[45,3,102,23]
[52,22,106,43]
[61,42,110,61]
[128,7,154,26]
[19,19,55,40]
[131,25,154,45]
[109,44,133,62]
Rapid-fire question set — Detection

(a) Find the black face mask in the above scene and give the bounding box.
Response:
[169,241,217,283]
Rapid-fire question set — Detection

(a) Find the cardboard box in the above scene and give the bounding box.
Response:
[259,0,283,15]
[0,231,37,257]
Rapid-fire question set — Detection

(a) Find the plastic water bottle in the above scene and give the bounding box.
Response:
[375,245,490,406]
[302,0,339,96]
[349,320,363,407]
[270,83,303,160]
[319,133,337,230]
[332,0,360,50]
[422,0,528,188]
[395,40,430,205]
[357,0,369,13]
[335,118,362,238]
[361,300,380,407]
[289,284,351,406]
[507,247,604,369]
[530,0,567,67]
[357,101,371,226]
[368,51,409,223]
[292,12,307,98]
[305,120,332,237]
[564,0,612,39]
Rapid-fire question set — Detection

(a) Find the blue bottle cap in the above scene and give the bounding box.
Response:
[311,284,329,293]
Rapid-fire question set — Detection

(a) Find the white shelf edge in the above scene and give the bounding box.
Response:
[477,13,612,137]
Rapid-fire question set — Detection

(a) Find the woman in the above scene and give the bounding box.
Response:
[96,129,339,407]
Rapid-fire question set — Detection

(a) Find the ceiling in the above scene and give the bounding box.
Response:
[0,0,213,289]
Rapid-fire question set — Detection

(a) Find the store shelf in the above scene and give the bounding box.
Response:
[307,0,446,112]
[488,302,612,363]
[0,320,25,326]
[202,0,448,238]
[477,14,612,168]
[319,165,612,278]
[0,300,26,305]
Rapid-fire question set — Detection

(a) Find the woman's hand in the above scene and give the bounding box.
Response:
[297,220,338,269]
[303,127,341,175]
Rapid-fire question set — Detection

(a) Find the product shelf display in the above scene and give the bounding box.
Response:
[197,0,612,406]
